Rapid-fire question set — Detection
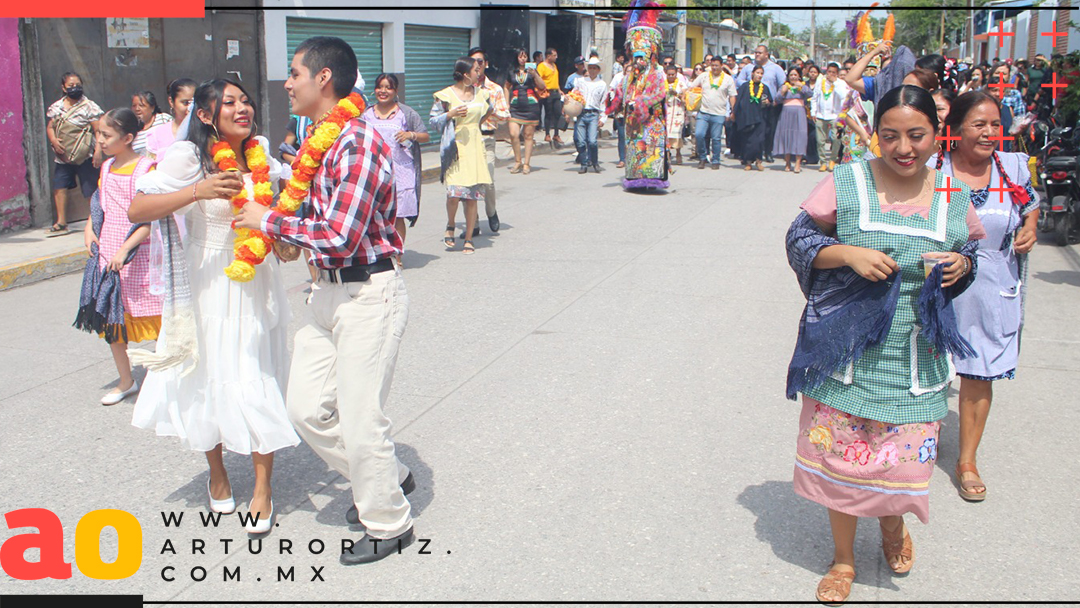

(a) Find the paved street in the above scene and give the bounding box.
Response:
[1,141,1078,603]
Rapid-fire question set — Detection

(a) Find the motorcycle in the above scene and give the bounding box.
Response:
[1037,124,1080,246]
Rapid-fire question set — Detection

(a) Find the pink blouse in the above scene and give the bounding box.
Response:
[800,174,988,240]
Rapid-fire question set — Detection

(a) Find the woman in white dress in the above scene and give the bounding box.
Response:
[128,79,299,534]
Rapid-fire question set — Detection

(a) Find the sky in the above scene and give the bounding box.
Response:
[760,1,881,32]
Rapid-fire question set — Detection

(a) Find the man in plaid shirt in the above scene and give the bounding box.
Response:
[236,36,414,565]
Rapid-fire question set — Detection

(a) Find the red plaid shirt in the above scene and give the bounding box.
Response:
[262,117,401,268]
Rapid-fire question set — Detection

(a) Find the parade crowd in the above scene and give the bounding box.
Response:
[34,1,1073,602]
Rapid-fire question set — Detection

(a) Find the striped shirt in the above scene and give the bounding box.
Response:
[261,117,401,268]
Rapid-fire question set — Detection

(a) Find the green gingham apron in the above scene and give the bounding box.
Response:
[804,160,972,425]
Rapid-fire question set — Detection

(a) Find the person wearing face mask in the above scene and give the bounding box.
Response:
[46,71,104,236]
[145,78,197,160]
[786,85,986,604]
[130,90,173,157]
[929,91,1039,505]
[128,78,297,538]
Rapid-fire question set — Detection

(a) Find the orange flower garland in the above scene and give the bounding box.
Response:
[213,139,275,282]
[278,92,366,214]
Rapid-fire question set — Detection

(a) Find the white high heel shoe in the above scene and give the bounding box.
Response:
[244,500,274,534]
[207,479,236,514]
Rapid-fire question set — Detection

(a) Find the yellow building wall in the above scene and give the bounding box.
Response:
[686,25,705,65]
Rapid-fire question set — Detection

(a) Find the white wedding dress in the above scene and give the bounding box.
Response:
[131,137,300,455]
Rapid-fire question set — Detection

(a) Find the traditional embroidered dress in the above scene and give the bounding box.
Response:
[787,161,981,522]
[663,77,688,149]
[933,151,1039,381]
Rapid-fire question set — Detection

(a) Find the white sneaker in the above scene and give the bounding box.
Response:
[101,380,139,405]
[244,500,274,534]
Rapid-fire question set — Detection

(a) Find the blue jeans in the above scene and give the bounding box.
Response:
[614,117,626,163]
[695,111,726,165]
[574,110,600,167]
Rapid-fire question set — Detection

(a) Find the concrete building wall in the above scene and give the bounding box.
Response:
[0,18,29,233]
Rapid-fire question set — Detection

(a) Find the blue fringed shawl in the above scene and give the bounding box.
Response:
[785,211,979,400]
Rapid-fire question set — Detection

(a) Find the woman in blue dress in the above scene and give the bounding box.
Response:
[931,90,1039,502]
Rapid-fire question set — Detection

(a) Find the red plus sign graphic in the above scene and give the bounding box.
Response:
[1041,20,1069,51]
[936,124,961,148]
[988,74,1016,100]
[988,176,1013,204]
[936,176,962,204]
[988,19,1014,48]
[989,124,1013,152]
[1042,72,1068,100]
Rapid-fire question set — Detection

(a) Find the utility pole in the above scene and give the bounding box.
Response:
[596,0,614,79]
[809,0,816,63]
[676,0,688,67]
[939,9,946,54]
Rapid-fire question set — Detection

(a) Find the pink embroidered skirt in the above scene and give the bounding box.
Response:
[793,397,939,524]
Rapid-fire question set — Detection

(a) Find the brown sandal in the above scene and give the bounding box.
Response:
[955,462,987,501]
[880,521,914,574]
[816,564,855,605]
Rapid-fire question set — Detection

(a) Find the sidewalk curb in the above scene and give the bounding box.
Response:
[0,247,87,292]
[0,135,594,292]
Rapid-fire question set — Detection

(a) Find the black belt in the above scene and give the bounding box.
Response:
[481,130,495,135]
[318,258,395,283]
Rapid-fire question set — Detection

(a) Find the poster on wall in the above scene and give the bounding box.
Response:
[107,18,150,48]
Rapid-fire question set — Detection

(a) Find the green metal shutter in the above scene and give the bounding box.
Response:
[403,25,472,145]
[285,17,383,90]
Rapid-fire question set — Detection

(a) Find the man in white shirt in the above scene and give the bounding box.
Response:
[572,57,609,173]
[607,58,628,168]
[690,55,738,168]
[811,62,848,172]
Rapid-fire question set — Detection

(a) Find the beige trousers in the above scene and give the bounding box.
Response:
[483,134,497,218]
[286,268,412,538]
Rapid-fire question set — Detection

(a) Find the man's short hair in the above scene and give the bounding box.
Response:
[295,36,358,99]
[710,56,723,63]
[546,47,557,57]
[467,46,485,60]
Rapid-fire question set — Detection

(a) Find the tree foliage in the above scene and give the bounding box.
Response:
[890,0,984,55]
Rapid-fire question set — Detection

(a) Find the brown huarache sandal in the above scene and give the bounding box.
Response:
[880,520,915,574]
[816,564,855,606]
[955,462,987,501]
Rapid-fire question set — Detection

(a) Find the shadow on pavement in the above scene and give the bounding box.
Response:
[737,480,901,593]
[1032,269,1080,287]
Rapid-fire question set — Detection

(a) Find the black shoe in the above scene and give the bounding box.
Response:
[712,164,720,170]
[488,213,500,233]
[340,527,415,565]
[592,163,601,173]
[346,472,415,526]
[460,227,481,239]
[578,165,588,174]
[697,159,707,169]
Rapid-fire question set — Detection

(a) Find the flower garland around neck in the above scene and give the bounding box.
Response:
[749,81,764,103]
[708,70,724,89]
[215,139,274,283]
[822,78,835,99]
[278,92,366,215]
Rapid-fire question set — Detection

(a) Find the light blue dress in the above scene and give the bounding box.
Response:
[933,151,1039,380]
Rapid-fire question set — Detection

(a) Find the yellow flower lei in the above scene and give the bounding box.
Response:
[278,92,365,214]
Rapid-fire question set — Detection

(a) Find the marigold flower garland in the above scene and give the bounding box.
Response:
[749,81,764,103]
[214,139,274,282]
[278,92,366,215]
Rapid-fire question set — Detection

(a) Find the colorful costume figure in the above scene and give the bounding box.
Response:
[606,1,668,190]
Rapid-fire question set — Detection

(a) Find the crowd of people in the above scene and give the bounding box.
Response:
[36,1,1068,599]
